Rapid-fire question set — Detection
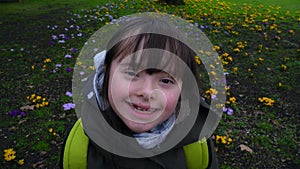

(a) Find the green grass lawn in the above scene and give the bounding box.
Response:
[1,0,299,168]
[0,0,106,16]
[225,0,300,11]
[1,0,299,16]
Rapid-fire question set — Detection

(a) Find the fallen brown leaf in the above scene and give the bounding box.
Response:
[18,118,28,125]
[32,160,45,168]
[81,77,88,82]
[8,126,18,131]
[20,105,35,111]
[239,144,253,153]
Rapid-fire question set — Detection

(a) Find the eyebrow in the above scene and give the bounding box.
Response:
[119,62,131,67]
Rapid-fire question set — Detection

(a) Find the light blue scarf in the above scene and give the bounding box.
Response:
[133,113,176,149]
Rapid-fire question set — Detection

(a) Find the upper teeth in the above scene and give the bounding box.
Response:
[128,102,157,114]
[136,107,147,111]
[135,107,151,114]
[133,105,155,114]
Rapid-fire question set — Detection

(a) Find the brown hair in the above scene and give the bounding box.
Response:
[97,16,204,111]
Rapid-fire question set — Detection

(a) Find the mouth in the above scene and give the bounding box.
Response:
[128,102,159,114]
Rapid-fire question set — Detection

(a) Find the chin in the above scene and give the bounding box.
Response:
[126,121,154,133]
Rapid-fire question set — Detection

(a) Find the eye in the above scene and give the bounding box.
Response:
[125,70,138,77]
[160,78,174,84]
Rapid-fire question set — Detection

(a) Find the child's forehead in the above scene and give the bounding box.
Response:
[116,50,185,79]
[118,50,175,65]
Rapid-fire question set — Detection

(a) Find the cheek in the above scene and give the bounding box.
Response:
[163,92,180,113]
[108,70,130,106]
[108,71,121,106]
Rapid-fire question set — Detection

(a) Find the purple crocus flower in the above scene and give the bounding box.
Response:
[63,103,76,110]
[211,94,216,99]
[20,111,26,116]
[52,35,58,40]
[227,108,234,115]
[223,107,234,115]
[222,78,227,84]
[71,48,77,53]
[64,36,70,41]
[66,91,73,97]
[58,40,65,43]
[66,67,72,72]
[65,54,72,58]
[8,109,19,117]
[59,34,66,38]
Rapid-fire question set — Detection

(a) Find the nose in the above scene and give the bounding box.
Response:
[133,78,156,100]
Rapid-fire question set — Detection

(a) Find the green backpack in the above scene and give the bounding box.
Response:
[63,119,209,169]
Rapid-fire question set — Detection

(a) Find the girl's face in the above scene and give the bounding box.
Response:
[108,55,182,133]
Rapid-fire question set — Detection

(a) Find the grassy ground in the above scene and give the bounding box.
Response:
[1,0,299,168]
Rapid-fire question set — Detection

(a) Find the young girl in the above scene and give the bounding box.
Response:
[62,13,219,169]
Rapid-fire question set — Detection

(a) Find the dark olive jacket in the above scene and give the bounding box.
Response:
[60,76,219,169]
[86,106,219,169]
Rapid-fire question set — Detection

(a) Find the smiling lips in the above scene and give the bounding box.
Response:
[127,102,159,114]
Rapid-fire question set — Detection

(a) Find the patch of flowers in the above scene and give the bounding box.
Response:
[219,52,233,65]
[223,107,234,116]
[62,91,75,110]
[49,128,58,136]
[204,88,218,99]
[63,103,76,110]
[214,134,233,153]
[3,148,16,161]
[194,55,201,64]
[53,63,62,73]
[42,58,52,70]
[221,84,236,116]
[215,135,233,145]
[3,148,24,165]
[258,97,275,106]
[26,94,49,109]
[8,109,26,117]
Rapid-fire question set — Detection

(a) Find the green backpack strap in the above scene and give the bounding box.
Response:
[63,119,89,169]
[183,137,209,169]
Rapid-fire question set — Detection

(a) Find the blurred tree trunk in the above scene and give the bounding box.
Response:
[161,0,185,5]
